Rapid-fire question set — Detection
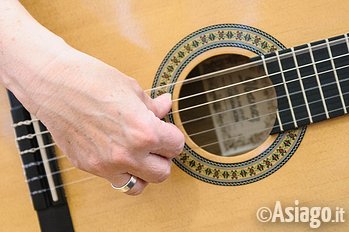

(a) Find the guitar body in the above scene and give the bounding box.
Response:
[1,0,348,231]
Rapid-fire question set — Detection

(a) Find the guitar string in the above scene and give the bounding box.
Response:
[144,35,348,93]
[24,88,345,183]
[167,52,349,107]
[18,60,349,165]
[22,154,66,169]
[175,63,349,126]
[19,142,56,155]
[12,36,349,130]
[19,69,349,194]
[14,50,349,137]
[21,65,349,154]
[28,103,348,197]
[15,56,348,139]
[16,130,50,142]
[13,53,349,141]
[21,68,349,186]
[39,83,349,161]
[26,91,349,192]
[181,106,341,154]
[17,64,348,181]
[188,91,347,138]
[17,35,348,190]
[23,88,349,188]
[12,118,39,128]
[12,38,348,131]
[24,82,347,173]
[30,175,97,196]
[170,60,349,116]
[196,106,346,150]
[26,166,76,183]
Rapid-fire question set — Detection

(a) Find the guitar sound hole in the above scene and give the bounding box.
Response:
[178,54,277,156]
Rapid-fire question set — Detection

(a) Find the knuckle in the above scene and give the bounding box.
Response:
[132,127,159,149]
[143,133,159,147]
[165,135,185,158]
[110,151,129,168]
[169,144,184,158]
[153,164,171,183]
[70,156,103,175]
[86,156,103,174]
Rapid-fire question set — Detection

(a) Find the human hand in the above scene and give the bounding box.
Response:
[1,0,185,195]
[26,50,185,195]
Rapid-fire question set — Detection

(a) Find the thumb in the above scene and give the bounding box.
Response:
[144,93,173,119]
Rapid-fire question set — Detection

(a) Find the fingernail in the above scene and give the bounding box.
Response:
[163,93,172,101]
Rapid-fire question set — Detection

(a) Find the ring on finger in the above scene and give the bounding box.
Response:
[111,175,137,193]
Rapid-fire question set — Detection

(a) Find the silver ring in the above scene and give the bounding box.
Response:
[111,175,137,193]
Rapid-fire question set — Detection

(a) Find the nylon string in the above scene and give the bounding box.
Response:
[23,73,349,196]
[145,36,347,93]
[13,35,349,194]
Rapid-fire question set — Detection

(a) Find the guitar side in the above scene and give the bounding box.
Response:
[1,0,349,231]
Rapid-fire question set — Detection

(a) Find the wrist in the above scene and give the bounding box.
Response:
[0,0,74,113]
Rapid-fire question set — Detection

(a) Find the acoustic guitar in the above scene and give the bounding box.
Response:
[0,0,348,231]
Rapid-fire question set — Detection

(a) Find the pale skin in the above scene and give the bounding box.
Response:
[0,0,185,195]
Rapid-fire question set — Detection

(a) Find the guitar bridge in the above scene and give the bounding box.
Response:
[7,91,74,232]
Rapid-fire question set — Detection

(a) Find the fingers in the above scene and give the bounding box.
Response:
[142,92,172,119]
[128,153,173,184]
[110,154,172,195]
[141,93,185,158]
[111,91,184,195]
[145,118,184,159]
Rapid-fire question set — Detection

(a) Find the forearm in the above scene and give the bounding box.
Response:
[0,0,184,196]
[0,0,72,112]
